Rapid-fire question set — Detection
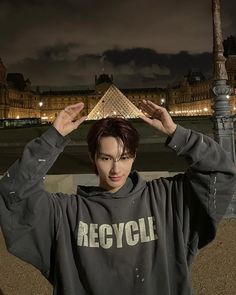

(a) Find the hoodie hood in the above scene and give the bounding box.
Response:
[76,171,146,199]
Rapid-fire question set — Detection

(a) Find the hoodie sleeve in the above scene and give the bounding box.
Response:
[0,126,70,280]
[165,125,236,254]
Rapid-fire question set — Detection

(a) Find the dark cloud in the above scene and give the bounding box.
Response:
[38,42,80,61]
[222,1,236,36]
[103,48,212,88]
[0,0,233,87]
[7,44,212,88]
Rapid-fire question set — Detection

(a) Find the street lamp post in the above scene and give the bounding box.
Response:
[212,0,236,216]
[39,101,43,120]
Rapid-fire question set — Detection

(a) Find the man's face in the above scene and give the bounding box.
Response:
[94,136,135,193]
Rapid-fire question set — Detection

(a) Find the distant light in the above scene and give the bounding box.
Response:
[39,102,43,107]
[226,95,230,99]
[203,107,208,112]
[41,116,48,120]
[16,115,20,119]
[160,98,165,104]
[113,111,117,115]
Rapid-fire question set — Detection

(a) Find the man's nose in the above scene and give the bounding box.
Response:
[111,160,120,173]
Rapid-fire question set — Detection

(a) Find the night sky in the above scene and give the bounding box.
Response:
[0,0,235,89]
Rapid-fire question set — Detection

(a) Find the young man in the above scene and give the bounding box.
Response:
[0,100,236,295]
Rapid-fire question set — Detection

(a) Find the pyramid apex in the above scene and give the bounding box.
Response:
[88,84,143,120]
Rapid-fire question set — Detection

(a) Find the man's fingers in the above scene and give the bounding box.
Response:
[64,102,85,120]
[65,102,84,111]
[140,100,175,135]
[73,115,88,129]
[146,100,164,109]
[141,102,155,115]
[142,100,166,111]
[65,102,84,114]
[141,101,164,118]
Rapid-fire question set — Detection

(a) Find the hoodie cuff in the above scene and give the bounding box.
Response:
[165,125,191,154]
[41,126,71,149]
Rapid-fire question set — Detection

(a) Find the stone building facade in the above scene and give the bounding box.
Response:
[0,59,41,119]
[0,59,8,119]
[0,48,236,121]
[37,74,165,122]
[167,55,236,116]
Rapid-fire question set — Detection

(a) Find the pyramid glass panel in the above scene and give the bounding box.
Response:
[87,85,143,120]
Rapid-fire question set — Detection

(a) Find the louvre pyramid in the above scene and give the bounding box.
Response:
[87,84,143,120]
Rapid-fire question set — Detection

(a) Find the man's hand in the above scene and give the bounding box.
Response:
[140,100,177,136]
[53,102,87,136]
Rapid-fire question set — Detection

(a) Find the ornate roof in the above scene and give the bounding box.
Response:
[87,84,143,120]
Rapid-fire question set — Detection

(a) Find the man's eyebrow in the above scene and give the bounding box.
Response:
[98,153,112,157]
[98,152,129,157]
[120,152,129,155]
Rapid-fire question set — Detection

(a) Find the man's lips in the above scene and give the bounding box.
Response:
[109,176,122,182]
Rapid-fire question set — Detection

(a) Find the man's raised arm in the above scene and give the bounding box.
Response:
[0,102,87,278]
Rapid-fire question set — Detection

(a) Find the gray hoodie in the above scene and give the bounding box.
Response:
[0,125,236,295]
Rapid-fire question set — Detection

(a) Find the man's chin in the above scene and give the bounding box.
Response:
[107,178,126,192]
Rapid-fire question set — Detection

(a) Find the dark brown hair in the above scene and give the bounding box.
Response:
[87,118,139,173]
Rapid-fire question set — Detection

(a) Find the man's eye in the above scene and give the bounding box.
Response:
[101,157,111,161]
[121,156,130,160]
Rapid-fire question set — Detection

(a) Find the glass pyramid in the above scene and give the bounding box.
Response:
[87,84,143,120]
